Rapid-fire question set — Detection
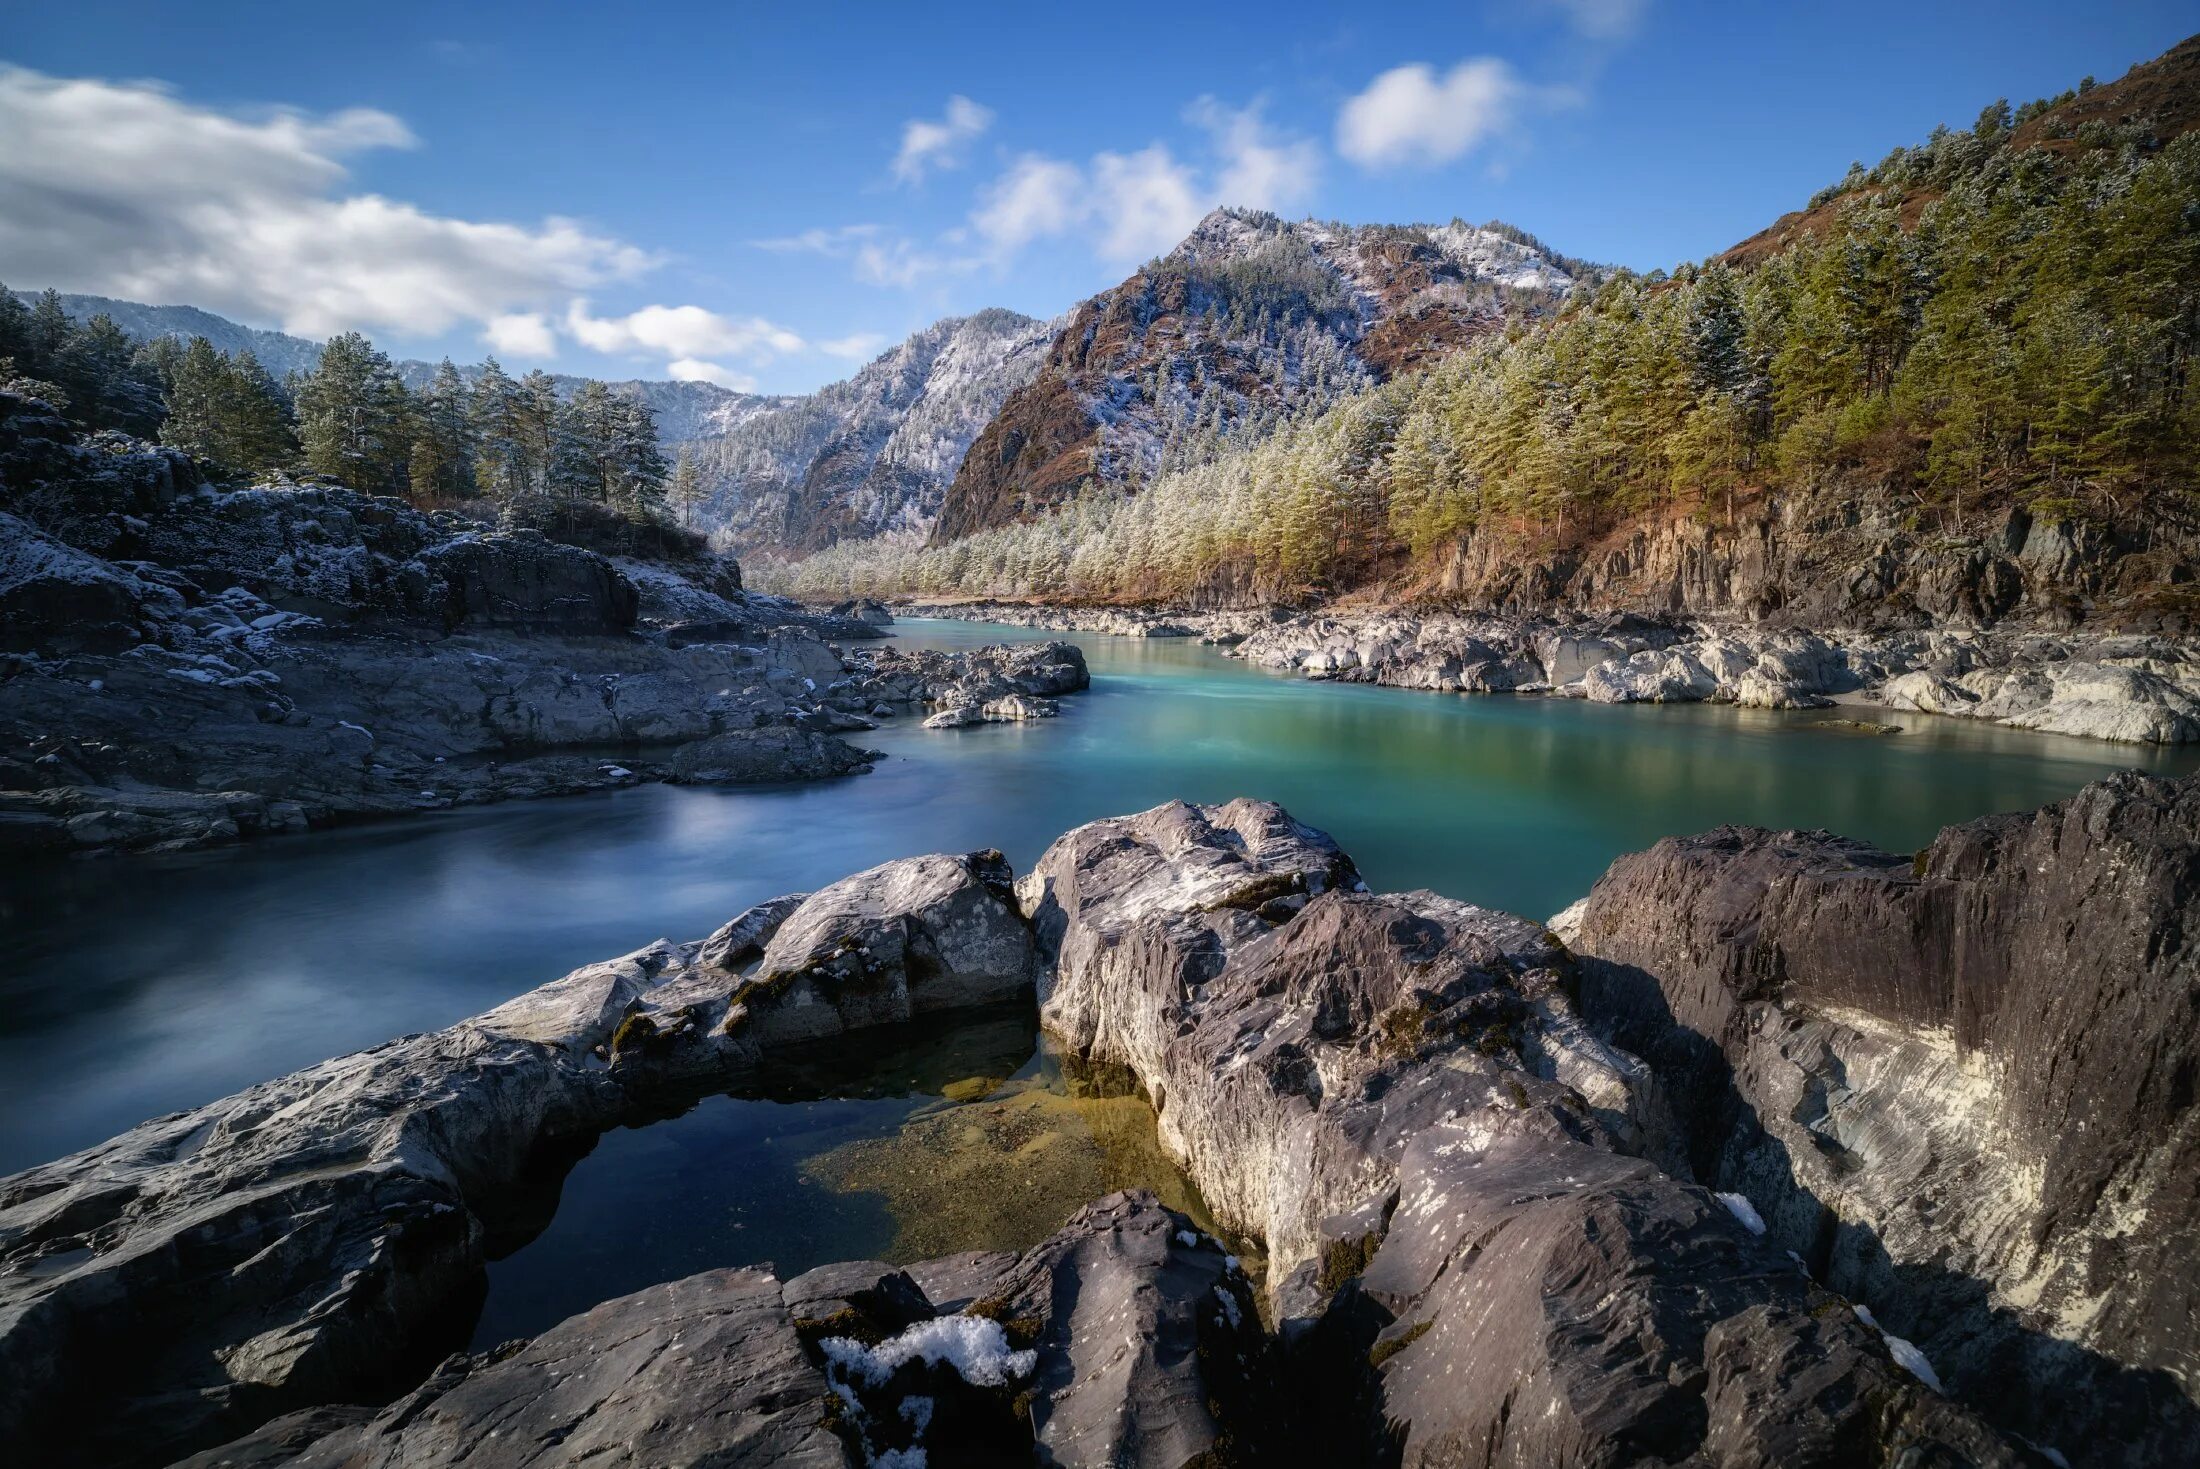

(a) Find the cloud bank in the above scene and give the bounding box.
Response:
[0,65,808,383]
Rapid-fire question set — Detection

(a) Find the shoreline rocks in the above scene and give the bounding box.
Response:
[0,849,1037,1467]
[0,390,1106,860]
[1567,770,2200,1467]
[7,778,2192,1465]
[898,599,2200,744]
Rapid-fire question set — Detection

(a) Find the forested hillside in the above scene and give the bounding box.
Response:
[770,37,2200,631]
[0,293,701,557]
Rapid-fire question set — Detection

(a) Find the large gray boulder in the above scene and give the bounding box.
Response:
[174,1268,850,1469]
[0,851,1046,1467]
[1021,801,1647,1303]
[739,849,1036,1043]
[1569,769,2200,1467]
[179,1192,1267,1469]
[1351,1115,2019,1467]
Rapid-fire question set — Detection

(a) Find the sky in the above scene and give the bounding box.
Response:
[3,1,2194,395]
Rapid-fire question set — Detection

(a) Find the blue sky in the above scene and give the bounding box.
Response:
[4,1,2194,393]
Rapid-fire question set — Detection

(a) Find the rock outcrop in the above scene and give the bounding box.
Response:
[1229,609,2200,742]
[1569,770,2200,1467]
[845,638,1089,729]
[0,849,1034,1467]
[1022,799,2026,1466]
[177,1191,1266,1469]
[0,392,1101,856]
[14,783,2185,1465]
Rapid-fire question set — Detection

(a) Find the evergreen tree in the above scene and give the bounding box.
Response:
[296,332,410,495]
[469,357,526,501]
[667,444,706,528]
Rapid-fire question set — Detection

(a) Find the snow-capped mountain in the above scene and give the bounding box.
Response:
[691,307,1055,553]
[933,208,1589,542]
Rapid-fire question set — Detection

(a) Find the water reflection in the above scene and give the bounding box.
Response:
[1,619,2189,1172]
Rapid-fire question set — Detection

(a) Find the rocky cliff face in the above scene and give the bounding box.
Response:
[1433,479,2200,637]
[1568,770,2200,1467]
[933,209,1581,542]
[694,308,1055,553]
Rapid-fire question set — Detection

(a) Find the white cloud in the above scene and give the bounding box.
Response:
[1336,58,1531,169]
[666,358,757,392]
[972,154,1088,253]
[1190,97,1321,214]
[1090,147,1207,263]
[892,95,994,185]
[0,65,652,340]
[564,300,803,362]
[1540,0,1649,41]
[482,311,556,358]
[819,332,890,361]
[967,102,1317,267]
[751,222,882,254]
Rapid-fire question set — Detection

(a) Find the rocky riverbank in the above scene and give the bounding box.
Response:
[0,391,1090,857]
[897,598,2200,744]
[10,773,2190,1466]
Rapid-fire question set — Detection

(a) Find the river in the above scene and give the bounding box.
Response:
[4,618,2189,1341]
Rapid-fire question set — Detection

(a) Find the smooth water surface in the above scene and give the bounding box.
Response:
[3,618,2191,1335]
[3,618,2190,1172]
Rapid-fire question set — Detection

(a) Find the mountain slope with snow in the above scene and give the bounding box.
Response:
[691,307,1055,553]
[931,208,1588,542]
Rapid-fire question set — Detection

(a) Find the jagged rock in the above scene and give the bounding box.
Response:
[1569,770,2200,1467]
[831,597,894,626]
[173,1268,850,1469]
[181,1191,1267,1469]
[846,638,1089,715]
[0,847,1051,1467]
[1021,800,1646,1302]
[697,892,810,970]
[665,726,875,784]
[741,849,1035,1042]
[1347,1114,2018,1467]
[0,511,174,653]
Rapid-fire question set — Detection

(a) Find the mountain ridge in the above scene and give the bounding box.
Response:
[931,207,1588,543]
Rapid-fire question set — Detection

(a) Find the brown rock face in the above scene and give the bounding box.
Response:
[1571,770,2200,1467]
[933,210,1579,543]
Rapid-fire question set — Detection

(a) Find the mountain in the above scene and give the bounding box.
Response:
[930,209,1586,543]
[691,307,1055,554]
[19,292,778,445]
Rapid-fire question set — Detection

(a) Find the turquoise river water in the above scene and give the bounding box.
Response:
[3,618,2189,1341]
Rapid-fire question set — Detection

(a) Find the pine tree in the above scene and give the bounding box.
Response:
[469,357,526,501]
[159,337,229,465]
[416,359,476,502]
[222,350,298,474]
[296,332,409,495]
[666,445,706,528]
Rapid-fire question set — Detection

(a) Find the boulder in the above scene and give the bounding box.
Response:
[173,1268,850,1469]
[415,533,638,634]
[743,849,1036,1041]
[1569,770,2200,1467]
[665,727,875,784]
[1021,800,1644,1299]
[1348,1115,2019,1468]
[181,1192,1269,1469]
